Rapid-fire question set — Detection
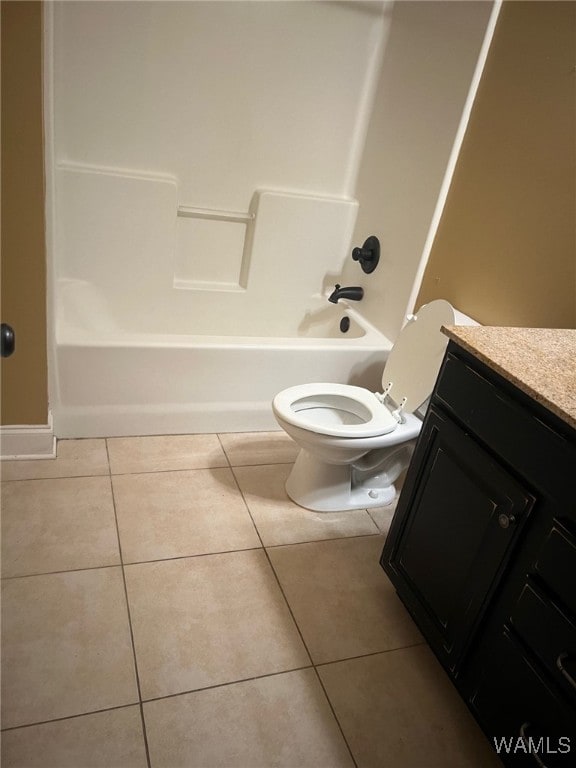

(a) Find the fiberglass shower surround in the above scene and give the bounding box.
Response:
[46,1,496,437]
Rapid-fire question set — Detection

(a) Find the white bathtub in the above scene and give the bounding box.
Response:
[52,281,392,437]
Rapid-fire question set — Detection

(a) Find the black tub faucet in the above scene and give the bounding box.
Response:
[328,284,364,303]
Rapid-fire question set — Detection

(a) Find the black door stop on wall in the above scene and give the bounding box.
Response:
[1,323,15,358]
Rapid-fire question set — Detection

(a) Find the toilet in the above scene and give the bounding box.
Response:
[272,299,456,512]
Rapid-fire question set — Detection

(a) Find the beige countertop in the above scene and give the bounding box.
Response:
[442,326,576,430]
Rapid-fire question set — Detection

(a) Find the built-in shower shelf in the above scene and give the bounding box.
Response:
[175,205,253,291]
[177,205,254,223]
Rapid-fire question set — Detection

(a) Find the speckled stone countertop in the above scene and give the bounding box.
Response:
[442,326,576,430]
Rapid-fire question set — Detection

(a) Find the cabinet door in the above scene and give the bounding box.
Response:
[382,407,534,674]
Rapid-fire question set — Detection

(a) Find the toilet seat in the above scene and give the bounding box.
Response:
[273,299,455,440]
[273,382,398,439]
[380,299,454,414]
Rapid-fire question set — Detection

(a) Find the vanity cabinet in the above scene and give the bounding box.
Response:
[381,339,576,766]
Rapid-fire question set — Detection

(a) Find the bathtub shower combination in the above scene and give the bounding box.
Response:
[46,2,495,438]
[46,1,397,438]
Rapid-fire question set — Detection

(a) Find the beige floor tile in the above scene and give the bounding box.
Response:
[318,646,502,768]
[1,568,139,728]
[1,477,120,577]
[107,434,227,474]
[367,501,397,536]
[0,439,109,481]
[268,535,422,664]
[144,668,353,768]
[113,468,260,563]
[234,464,379,546]
[124,550,310,700]
[219,431,299,466]
[1,706,148,768]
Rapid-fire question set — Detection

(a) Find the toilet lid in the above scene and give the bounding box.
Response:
[382,299,454,413]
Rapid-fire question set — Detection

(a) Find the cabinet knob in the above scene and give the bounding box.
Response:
[498,513,516,529]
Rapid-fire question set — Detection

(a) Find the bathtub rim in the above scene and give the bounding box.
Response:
[55,305,394,352]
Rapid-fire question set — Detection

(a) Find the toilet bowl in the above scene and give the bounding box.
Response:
[272,299,456,512]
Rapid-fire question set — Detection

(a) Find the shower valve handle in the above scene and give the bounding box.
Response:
[352,235,380,274]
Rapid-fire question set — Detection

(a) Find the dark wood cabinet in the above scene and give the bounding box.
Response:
[386,406,534,674]
[381,342,576,766]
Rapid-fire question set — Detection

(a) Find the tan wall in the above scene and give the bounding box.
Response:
[1,1,48,425]
[416,1,576,329]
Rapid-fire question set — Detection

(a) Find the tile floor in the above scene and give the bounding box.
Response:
[0,432,502,767]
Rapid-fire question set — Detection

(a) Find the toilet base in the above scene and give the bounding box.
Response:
[285,449,397,512]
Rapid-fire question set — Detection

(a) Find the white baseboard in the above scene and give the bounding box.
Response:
[0,413,56,460]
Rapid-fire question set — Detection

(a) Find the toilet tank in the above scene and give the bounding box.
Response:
[452,307,481,326]
[415,304,480,418]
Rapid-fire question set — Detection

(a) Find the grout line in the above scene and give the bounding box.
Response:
[123,546,264,568]
[314,641,428,669]
[216,433,233,468]
[367,504,395,532]
[140,665,315,706]
[216,434,265,548]
[0,562,122,582]
[261,546,313,668]
[263,531,384,550]
[105,439,152,768]
[0,702,143,733]
[108,463,230,477]
[311,667,359,768]
[218,459,299,470]
[109,460,296,477]
[103,431,287,441]
[0,472,110,483]
[227,460,297,470]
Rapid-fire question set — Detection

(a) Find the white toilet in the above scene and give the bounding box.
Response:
[272,299,456,512]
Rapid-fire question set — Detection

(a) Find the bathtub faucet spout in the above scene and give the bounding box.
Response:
[328,284,364,304]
